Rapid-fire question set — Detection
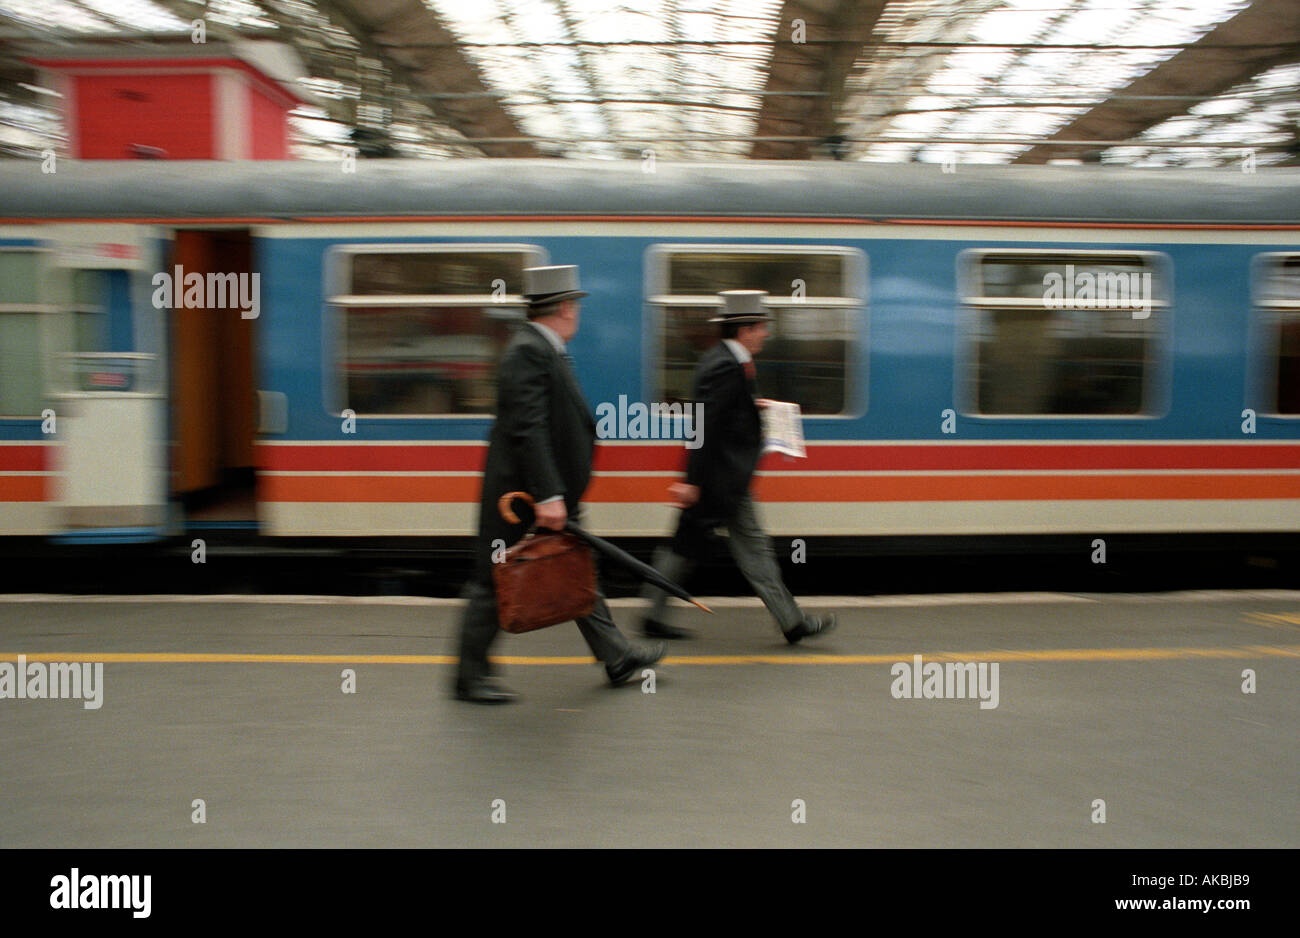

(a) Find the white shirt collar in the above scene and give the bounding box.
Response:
[722,338,752,365]
[528,319,567,355]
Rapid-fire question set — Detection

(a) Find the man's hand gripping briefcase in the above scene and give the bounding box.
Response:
[493,491,596,633]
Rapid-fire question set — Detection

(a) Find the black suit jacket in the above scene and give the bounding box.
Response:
[473,322,596,583]
[674,341,762,556]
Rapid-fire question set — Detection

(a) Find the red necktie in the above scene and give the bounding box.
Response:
[743,361,756,380]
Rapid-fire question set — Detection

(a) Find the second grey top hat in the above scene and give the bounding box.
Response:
[709,289,773,324]
[523,265,589,306]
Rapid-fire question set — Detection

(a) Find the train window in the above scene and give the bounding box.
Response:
[962,251,1168,416]
[0,250,47,417]
[1255,254,1300,415]
[71,270,109,353]
[648,246,863,416]
[329,245,543,416]
[349,251,529,297]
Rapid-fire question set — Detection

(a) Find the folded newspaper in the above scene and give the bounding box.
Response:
[760,400,806,458]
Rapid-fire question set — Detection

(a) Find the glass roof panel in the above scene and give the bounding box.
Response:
[425,0,782,159]
[845,0,1252,164]
[0,0,1290,165]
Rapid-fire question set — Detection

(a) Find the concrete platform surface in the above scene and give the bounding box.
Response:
[1,590,1297,848]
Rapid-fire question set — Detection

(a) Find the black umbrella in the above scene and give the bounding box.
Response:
[498,491,712,613]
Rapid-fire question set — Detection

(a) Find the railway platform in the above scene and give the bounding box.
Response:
[1,590,1296,848]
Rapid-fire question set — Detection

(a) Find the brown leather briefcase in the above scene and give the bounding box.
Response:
[493,530,597,633]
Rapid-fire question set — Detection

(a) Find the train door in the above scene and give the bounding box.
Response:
[167,230,258,529]
[45,224,168,542]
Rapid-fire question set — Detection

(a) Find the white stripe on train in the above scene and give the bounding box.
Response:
[251,499,1300,537]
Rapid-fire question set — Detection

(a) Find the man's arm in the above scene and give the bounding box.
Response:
[502,341,566,506]
[684,353,736,489]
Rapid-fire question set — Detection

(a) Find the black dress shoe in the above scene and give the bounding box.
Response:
[606,641,666,686]
[641,617,693,640]
[783,613,837,645]
[454,677,519,704]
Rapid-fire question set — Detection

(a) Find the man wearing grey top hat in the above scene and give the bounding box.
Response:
[640,290,836,644]
[453,264,665,703]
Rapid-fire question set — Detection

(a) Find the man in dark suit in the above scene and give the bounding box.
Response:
[641,290,836,644]
[453,264,665,704]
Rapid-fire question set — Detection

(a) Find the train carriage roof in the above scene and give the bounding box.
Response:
[0,159,1297,225]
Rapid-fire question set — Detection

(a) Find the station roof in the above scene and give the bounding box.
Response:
[0,0,1296,167]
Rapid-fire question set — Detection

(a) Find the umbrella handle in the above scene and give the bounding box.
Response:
[498,490,534,524]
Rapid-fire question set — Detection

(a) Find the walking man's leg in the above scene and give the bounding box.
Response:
[576,592,665,685]
[723,495,805,634]
[640,544,695,639]
[453,579,516,703]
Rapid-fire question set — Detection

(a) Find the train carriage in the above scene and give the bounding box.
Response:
[0,159,1297,550]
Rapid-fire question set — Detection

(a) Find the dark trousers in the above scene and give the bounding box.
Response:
[644,494,804,633]
[454,579,632,690]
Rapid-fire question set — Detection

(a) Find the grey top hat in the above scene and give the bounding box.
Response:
[523,265,588,307]
[709,289,773,324]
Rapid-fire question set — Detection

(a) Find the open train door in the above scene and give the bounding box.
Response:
[47,224,168,542]
[167,230,259,531]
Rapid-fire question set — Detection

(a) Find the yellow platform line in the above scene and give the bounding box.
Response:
[1244,611,1300,629]
[1,645,1298,666]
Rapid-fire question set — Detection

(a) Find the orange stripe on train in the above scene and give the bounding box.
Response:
[0,477,47,502]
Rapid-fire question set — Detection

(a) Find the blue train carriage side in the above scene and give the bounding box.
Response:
[0,159,1297,549]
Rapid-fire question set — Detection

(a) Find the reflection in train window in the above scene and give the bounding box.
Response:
[330,245,542,416]
[349,251,530,297]
[1257,254,1300,415]
[648,247,864,416]
[0,250,47,417]
[71,269,110,353]
[963,251,1168,416]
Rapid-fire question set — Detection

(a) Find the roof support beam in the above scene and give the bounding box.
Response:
[327,0,538,157]
[750,0,888,159]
